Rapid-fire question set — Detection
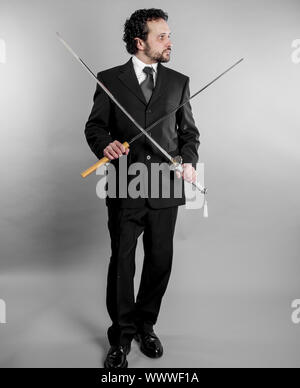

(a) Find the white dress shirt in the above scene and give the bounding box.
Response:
[132,55,158,87]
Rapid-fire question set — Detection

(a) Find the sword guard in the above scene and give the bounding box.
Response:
[171,155,183,172]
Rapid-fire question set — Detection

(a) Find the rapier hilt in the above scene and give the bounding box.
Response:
[171,155,207,195]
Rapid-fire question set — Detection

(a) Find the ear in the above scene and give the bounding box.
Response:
[134,37,145,51]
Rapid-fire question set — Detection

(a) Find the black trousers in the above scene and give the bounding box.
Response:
[106,203,178,346]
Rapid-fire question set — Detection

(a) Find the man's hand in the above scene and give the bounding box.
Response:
[104,140,129,160]
[175,163,197,183]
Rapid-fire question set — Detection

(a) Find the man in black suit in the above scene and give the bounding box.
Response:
[85,8,200,368]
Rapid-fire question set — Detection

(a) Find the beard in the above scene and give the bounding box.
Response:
[144,42,171,63]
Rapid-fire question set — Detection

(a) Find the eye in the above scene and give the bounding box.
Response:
[159,35,171,40]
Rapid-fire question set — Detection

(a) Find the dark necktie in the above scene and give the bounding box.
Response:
[140,66,154,103]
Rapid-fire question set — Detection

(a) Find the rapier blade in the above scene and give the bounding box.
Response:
[129,58,244,144]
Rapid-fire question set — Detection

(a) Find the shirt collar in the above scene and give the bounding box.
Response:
[132,55,158,75]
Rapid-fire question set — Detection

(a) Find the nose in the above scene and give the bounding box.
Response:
[165,35,172,47]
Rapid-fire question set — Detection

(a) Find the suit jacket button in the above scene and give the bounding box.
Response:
[146,155,151,160]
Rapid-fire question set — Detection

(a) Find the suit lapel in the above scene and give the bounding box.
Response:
[118,57,167,106]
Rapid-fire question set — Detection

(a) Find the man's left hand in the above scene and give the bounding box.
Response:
[175,163,197,183]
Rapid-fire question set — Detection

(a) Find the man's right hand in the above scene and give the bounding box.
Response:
[103,140,129,160]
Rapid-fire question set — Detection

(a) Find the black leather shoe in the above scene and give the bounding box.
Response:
[134,331,163,358]
[104,344,131,368]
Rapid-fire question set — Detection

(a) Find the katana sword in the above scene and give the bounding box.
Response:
[57,32,243,195]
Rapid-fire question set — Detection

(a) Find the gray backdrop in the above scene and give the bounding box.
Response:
[0,0,299,367]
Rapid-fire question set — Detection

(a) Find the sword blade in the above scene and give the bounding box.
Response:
[129,58,244,144]
[57,32,174,164]
[58,33,243,195]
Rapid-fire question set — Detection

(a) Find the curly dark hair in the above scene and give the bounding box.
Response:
[123,8,168,55]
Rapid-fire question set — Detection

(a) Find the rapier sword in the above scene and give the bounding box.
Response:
[57,32,243,196]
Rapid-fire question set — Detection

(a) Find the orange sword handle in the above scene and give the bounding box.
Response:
[81,141,129,178]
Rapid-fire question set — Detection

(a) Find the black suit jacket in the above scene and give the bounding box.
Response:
[85,57,200,208]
